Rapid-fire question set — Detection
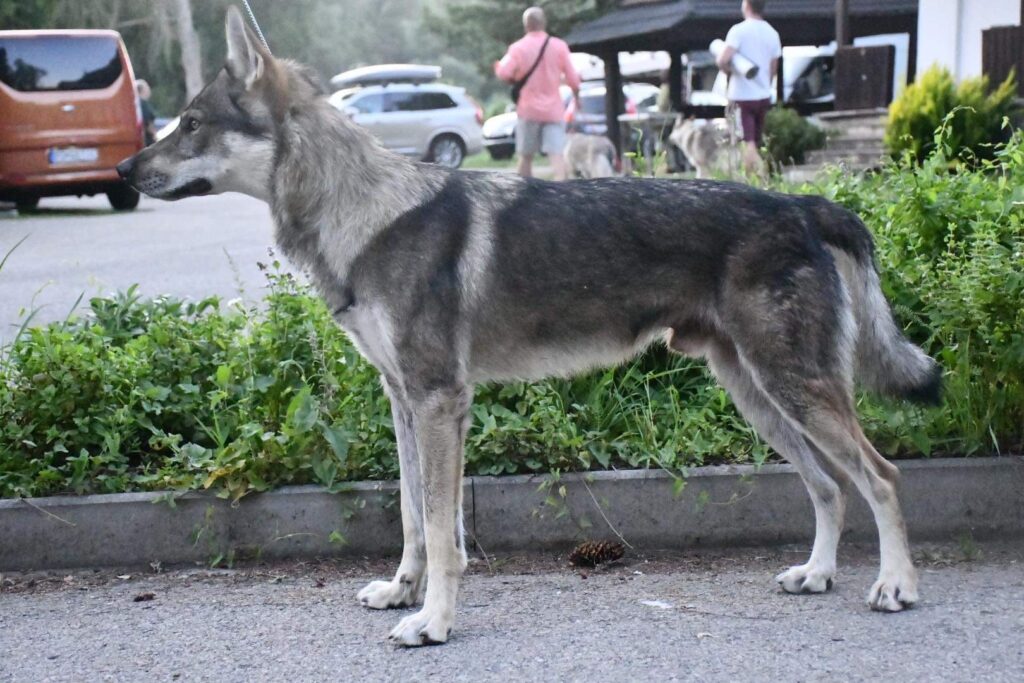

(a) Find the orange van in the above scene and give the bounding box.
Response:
[0,29,143,212]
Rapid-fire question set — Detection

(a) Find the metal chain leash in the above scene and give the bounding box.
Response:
[241,0,271,54]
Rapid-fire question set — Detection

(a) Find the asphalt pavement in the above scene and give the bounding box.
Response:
[0,193,282,343]
[2,541,1022,682]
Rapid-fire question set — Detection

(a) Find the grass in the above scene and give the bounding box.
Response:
[461,151,516,170]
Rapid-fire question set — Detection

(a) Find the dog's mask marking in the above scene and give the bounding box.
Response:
[125,67,277,201]
[169,178,213,199]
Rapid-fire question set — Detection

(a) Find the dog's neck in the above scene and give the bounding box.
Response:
[268,98,443,296]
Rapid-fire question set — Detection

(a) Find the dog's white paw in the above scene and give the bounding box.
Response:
[357,577,420,610]
[388,609,452,647]
[867,571,919,612]
[775,563,835,594]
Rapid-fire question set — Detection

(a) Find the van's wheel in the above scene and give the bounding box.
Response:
[15,197,39,214]
[428,135,465,169]
[107,184,140,211]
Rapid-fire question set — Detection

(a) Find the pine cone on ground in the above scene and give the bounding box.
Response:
[568,540,625,567]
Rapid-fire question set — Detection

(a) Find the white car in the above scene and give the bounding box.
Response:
[329,83,483,168]
[482,111,517,160]
[481,85,575,160]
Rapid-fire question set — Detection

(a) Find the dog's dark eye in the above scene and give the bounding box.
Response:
[185,116,201,133]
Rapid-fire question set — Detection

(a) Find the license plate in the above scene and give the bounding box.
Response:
[48,147,99,165]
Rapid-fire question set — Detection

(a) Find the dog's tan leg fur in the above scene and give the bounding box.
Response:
[388,386,470,646]
[357,389,425,609]
[795,400,918,611]
[697,339,849,594]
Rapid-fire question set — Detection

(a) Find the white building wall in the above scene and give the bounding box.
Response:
[917,0,1021,80]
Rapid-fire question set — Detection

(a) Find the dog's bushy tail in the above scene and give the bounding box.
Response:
[829,213,942,405]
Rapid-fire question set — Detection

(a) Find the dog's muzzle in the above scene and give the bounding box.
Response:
[116,157,135,180]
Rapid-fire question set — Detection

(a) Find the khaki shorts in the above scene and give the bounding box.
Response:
[516,119,566,156]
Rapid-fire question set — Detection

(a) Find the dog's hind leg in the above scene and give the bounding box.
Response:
[357,382,426,609]
[388,384,471,646]
[799,404,918,612]
[718,252,917,612]
[725,324,917,611]
[702,339,849,594]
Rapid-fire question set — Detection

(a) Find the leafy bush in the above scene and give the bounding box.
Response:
[763,106,826,166]
[885,65,1018,164]
[2,127,1022,499]
[800,125,1024,456]
[0,262,763,499]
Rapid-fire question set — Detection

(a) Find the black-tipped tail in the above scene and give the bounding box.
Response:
[895,362,943,406]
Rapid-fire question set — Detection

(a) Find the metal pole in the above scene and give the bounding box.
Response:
[604,50,623,162]
[835,0,850,47]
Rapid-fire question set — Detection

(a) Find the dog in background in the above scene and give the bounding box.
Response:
[564,132,618,178]
[117,6,939,647]
[669,117,730,178]
[668,116,766,179]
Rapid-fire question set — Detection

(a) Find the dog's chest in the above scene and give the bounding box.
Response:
[333,302,401,380]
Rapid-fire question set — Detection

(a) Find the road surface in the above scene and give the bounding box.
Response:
[2,541,1022,682]
[0,194,282,344]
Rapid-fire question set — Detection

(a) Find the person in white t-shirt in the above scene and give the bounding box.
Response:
[716,0,782,174]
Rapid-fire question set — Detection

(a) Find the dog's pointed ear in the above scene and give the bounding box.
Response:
[225,6,266,91]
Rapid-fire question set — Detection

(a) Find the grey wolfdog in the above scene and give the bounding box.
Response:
[118,7,940,647]
[668,117,749,179]
[564,132,617,178]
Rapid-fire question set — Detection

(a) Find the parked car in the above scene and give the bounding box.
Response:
[564,82,660,136]
[329,63,441,90]
[482,110,517,160]
[0,29,144,212]
[480,85,581,160]
[328,71,483,169]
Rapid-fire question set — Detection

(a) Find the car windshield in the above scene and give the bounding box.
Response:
[579,94,607,115]
[0,35,122,92]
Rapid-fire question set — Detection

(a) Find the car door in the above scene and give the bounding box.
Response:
[379,90,432,156]
[345,91,387,145]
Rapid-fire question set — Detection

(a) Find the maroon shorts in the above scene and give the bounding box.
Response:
[737,98,771,145]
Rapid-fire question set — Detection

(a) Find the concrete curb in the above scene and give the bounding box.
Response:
[1,457,1021,571]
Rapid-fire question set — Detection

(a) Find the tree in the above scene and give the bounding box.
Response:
[169,0,203,101]
[425,0,617,98]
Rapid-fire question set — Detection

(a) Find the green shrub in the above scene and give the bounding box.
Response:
[801,127,1024,456]
[1,127,1022,499]
[763,106,826,166]
[0,263,763,500]
[885,65,1018,164]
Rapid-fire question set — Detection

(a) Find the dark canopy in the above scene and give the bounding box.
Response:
[565,0,919,156]
[566,0,918,54]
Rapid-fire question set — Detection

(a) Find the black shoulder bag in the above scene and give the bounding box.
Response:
[511,36,551,104]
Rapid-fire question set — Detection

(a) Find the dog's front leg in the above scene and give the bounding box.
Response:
[388,385,470,646]
[357,383,425,609]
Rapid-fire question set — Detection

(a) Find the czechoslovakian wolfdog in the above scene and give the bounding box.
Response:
[118,7,941,647]
[564,132,618,178]
[669,117,731,179]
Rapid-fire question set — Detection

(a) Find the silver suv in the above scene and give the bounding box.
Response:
[329,84,483,168]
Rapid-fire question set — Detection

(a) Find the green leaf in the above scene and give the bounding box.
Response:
[285,386,318,436]
[320,424,351,465]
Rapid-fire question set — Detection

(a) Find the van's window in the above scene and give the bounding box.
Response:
[384,91,456,112]
[0,36,122,92]
[349,92,384,114]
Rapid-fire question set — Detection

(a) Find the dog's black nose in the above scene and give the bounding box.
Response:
[116,157,135,179]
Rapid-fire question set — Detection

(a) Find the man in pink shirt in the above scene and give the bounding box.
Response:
[495,7,581,180]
